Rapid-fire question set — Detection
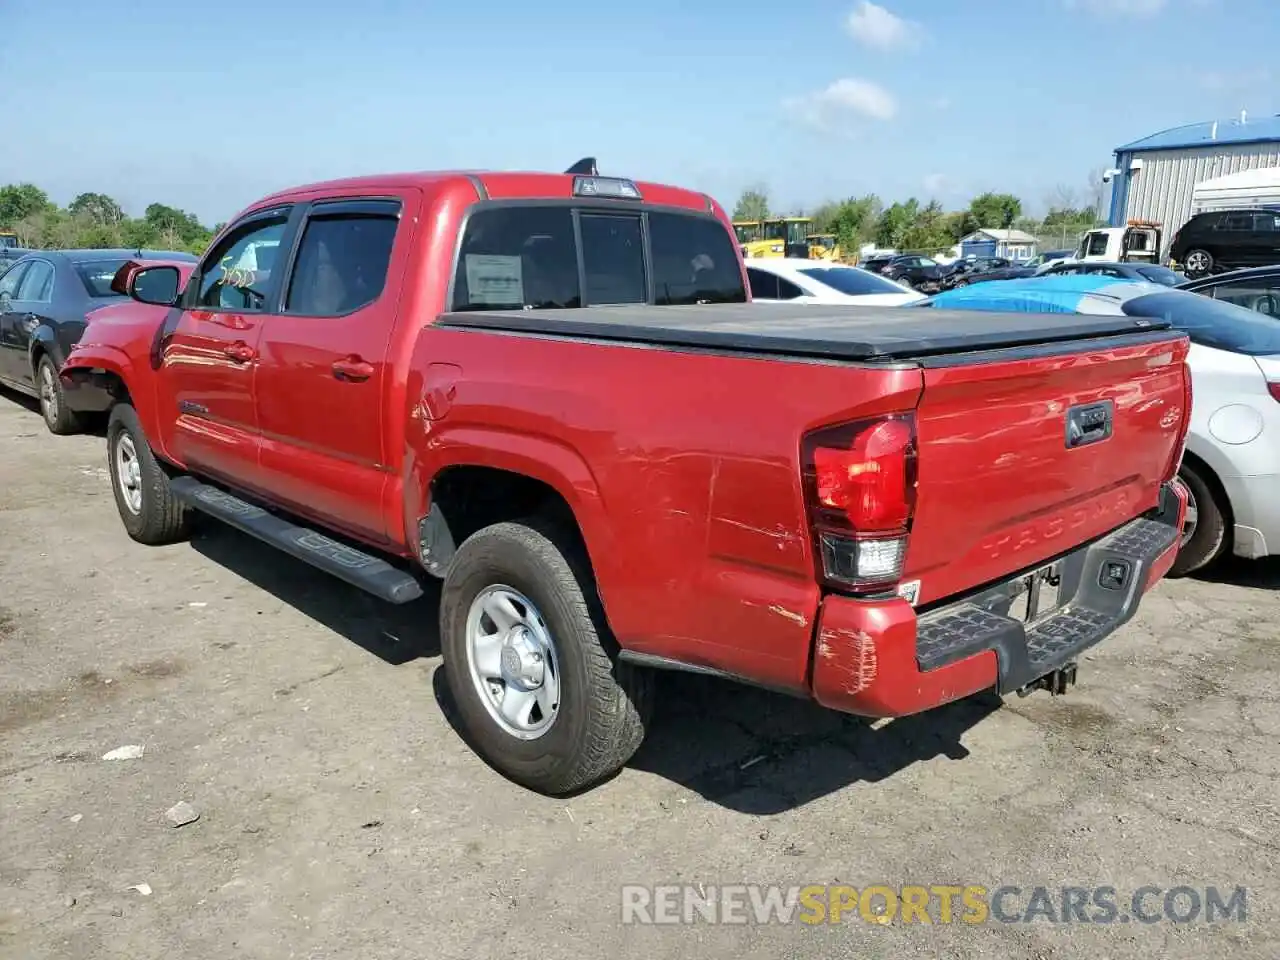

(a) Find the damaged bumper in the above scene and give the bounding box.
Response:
[811,481,1187,717]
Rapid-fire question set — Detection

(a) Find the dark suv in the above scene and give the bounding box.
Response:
[1168,209,1280,277]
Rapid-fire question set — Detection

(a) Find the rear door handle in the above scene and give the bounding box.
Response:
[332,355,374,382]
[224,341,257,363]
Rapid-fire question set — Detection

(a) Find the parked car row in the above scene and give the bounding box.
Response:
[0,247,197,433]
[0,158,1200,797]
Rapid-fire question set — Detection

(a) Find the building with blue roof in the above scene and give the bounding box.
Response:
[1106,112,1280,252]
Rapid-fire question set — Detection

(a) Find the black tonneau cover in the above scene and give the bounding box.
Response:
[436,302,1173,362]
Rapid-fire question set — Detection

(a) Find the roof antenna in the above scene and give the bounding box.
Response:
[565,157,598,176]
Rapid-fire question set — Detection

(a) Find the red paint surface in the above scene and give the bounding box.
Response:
[61,168,1193,718]
[812,595,998,716]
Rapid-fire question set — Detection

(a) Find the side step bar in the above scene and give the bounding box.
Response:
[169,476,423,605]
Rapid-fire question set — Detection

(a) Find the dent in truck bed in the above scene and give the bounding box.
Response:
[437,302,1174,362]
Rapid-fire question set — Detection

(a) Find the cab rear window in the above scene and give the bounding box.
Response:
[449,205,745,311]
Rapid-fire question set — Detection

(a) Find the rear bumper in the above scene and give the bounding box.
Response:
[811,480,1186,717]
[1220,473,1280,560]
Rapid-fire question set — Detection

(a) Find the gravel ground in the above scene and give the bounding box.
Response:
[1,391,1277,960]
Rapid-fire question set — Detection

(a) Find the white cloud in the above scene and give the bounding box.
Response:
[845,1,920,50]
[785,78,898,129]
[1063,0,1166,15]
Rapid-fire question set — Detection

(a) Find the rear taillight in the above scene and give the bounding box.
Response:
[1164,360,1193,482]
[802,414,917,593]
[1268,382,1280,403]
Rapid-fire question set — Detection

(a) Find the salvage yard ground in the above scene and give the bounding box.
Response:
[1,392,1278,960]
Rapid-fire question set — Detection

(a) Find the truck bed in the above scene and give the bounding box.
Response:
[436,302,1173,362]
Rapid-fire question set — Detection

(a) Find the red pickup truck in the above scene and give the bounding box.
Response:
[61,160,1191,795]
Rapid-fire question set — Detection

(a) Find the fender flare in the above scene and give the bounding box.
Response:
[60,344,165,449]
[403,426,619,586]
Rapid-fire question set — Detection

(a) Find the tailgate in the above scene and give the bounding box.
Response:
[904,333,1189,605]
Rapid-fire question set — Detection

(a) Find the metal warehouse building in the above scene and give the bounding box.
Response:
[1107,114,1280,250]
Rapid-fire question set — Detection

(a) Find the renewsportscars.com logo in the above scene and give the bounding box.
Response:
[620,884,1249,926]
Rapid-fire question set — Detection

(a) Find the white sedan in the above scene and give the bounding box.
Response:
[744,257,925,305]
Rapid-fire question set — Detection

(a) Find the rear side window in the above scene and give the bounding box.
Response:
[286,208,399,315]
[746,267,778,299]
[1122,290,1280,355]
[17,260,54,301]
[649,211,744,305]
[450,206,744,311]
[75,259,130,298]
[1209,278,1280,317]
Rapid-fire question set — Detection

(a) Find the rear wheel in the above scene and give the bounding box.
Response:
[1182,248,1214,278]
[1170,462,1228,577]
[440,519,651,795]
[37,355,83,435]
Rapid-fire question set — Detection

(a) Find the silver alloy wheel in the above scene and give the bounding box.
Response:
[465,585,560,740]
[115,434,144,515]
[1180,484,1199,548]
[39,362,56,423]
[1185,250,1211,274]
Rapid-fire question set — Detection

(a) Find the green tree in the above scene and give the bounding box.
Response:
[0,183,54,226]
[968,192,1022,229]
[68,192,124,226]
[828,195,879,253]
[732,186,770,222]
[874,199,920,248]
[902,200,953,253]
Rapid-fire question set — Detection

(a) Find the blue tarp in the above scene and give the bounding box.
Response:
[926,274,1149,314]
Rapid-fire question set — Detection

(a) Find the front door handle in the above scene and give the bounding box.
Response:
[332,355,374,382]
[224,341,257,363]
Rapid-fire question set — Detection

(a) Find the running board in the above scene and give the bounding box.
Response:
[169,476,423,604]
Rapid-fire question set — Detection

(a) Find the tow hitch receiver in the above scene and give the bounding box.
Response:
[1016,662,1078,698]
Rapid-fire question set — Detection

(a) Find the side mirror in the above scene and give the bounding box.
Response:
[121,264,181,306]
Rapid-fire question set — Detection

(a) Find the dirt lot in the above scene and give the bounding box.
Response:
[1,392,1278,960]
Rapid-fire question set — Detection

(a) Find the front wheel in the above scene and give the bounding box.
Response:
[440,520,651,795]
[107,404,192,545]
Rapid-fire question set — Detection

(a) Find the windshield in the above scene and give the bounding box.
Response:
[1136,266,1181,286]
[798,266,907,295]
[1121,290,1280,355]
[74,259,131,298]
[734,223,761,243]
[450,206,746,311]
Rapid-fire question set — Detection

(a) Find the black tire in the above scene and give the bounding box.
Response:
[106,404,192,545]
[1170,461,1229,577]
[439,519,651,795]
[36,354,83,436]
[1182,248,1214,278]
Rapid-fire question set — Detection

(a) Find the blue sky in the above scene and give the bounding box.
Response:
[2,0,1275,224]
